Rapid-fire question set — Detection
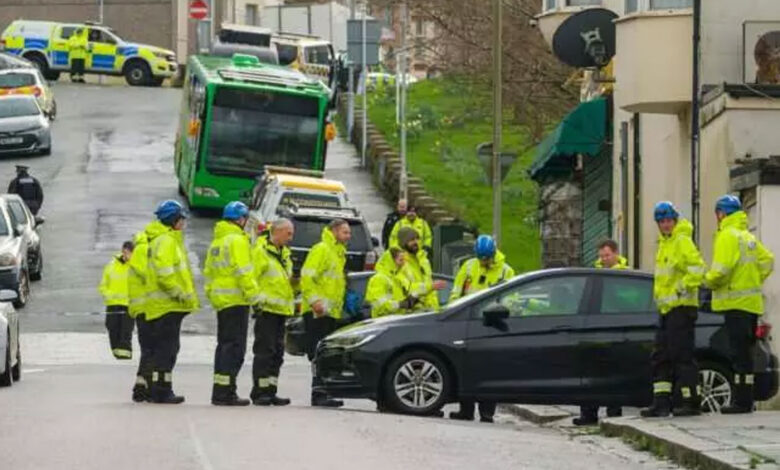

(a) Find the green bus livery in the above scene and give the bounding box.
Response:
[175,54,332,209]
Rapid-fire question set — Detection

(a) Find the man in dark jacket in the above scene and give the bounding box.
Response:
[381,199,406,249]
[8,165,43,215]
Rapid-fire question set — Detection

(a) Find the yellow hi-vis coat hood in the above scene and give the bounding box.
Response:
[399,248,439,312]
[366,251,409,318]
[252,234,295,316]
[204,220,261,311]
[705,211,775,314]
[145,220,199,320]
[450,251,515,301]
[99,254,129,307]
[301,227,347,319]
[653,218,705,314]
[595,255,629,269]
[389,216,433,249]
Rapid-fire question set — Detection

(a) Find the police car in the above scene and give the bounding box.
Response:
[0,20,177,86]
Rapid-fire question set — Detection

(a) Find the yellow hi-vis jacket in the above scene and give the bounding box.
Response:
[366,251,409,318]
[252,234,295,316]
[145,220,199,320]
[204,220,261,311]
[301,227,347,319]
[127,231,150,318]
[449,251,515,301]
[653,218,706,314]
[705,211,775,315]
[595,256,629,269]
[399,248,439,312]
[99,254,129,307]
[67,29,88,61]
[389,216,433,250]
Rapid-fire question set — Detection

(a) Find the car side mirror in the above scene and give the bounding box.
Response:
[0,289,18,302]
[34,215,45,227]
[13,224,24,237]
[482,303,510,331]
[371,236,380,248]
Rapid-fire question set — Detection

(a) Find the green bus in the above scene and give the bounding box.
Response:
[175,54,333,209]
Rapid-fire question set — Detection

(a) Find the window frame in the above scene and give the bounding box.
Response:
[592,272,657,316]
[7,200,28,228]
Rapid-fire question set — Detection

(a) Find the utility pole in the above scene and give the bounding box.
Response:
[691,0,701,244]
[98,0,104,23]
[492,0,503,245]
[399,1,408,201]
[347,0,356,143]
[361,0,368,167]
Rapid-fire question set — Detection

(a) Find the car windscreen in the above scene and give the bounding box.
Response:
[0,98,40,118]
[0,72,35,88]
[279,192,341,210]
[305,45,332,65]
[275,43,299,66]
[291,217,371,252]
[0,211,10,236]
[219,30,270,47]
[206,88,320,177]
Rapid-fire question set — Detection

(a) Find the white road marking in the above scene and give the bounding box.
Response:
[23,368,46,374]
[187,415,215,470]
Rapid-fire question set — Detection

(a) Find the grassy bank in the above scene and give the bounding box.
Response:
[367,77,540,272]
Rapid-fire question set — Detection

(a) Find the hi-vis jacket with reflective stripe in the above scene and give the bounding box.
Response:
[127,230,150,318]
[67,28,88,60]
[366,251,409,318]
[399,248,439,312]
[705,211,774,315]
[389,217,433,250]
[145,220,199,320]
[252,234,295,316]
[99,254,129,307]
[301,227,347,319]
[204,220,261,311]
[595,256,629,269]
[653,219,705,314]
[449,251,515,302]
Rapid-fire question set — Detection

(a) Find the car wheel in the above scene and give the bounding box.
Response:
[0,336,11,387]
[11,342,20,382]
[148,77,164,87]
[383,350,450,416]
[30,250,42,281]
[49,100,57,121]
[13,270,30,309]
[124,61,151,87]
[699,361,733,413]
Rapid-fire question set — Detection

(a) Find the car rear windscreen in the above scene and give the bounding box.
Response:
[280,192,341,210]
[291,217,370,252]
[0,98,39,118]
[0,72,34,88]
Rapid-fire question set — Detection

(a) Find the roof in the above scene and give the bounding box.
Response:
[272,174,346,192]
[280,205,362,221]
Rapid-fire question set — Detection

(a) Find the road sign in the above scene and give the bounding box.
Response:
[477,142,517,185]
[347,19,381,66]
[189,0,209,21]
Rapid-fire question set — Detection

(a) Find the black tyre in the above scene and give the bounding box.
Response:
[124,61,151,87]
[148,77,164,87]
[0,338,11,387]
[39,147,51,157]
[30,250,42,281]
[699,360,734,413]
[48,100,57,121]
[24,53,50,78]
[382,350,451,416]
[11,339,20,382]
[13,269,30,309]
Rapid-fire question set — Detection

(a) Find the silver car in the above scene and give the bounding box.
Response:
[0,95,51,156]
[0,289,21,386]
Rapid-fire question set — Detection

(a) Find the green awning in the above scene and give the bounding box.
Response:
[529,97,607,181]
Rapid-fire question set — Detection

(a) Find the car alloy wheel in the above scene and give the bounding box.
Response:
[393,358,444,410]
[699,367,732,413]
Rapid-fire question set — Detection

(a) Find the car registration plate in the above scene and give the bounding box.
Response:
[0,137,23,145]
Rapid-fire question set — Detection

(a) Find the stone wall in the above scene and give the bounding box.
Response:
[538,181,582,268]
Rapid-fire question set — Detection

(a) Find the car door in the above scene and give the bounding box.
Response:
[6,200,35,254]
[86,28,118,72]
[461,275,590,401]
[578,273,657,405]
[49,25,76,70]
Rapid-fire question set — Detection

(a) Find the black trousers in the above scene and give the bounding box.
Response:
[457,399,496,420]
[135,313,154,389]
[70,58,85,78]
[150,312,187,382]
[213,306,249,398]
[651,306,699,399]
[105,305,134,359]
[724,311,757,375]
[304,313,337,398]
[251,311,287,397]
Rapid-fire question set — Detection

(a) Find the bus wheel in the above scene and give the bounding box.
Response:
[124,61,151,87]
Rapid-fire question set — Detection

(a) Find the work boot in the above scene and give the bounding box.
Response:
[270,395,291,406]
[449,410,475,421]
[132,385,149,403]
[672,400,701,417]
[640,394,671,418]
[606,406,623,418]
[722,383,754,414]
[150,371,185,404]
[311,394,344,408]
[572,414,599,426]
[479,415,494,424]
[213,394,250,406]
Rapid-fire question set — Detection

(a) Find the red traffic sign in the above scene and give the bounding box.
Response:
[189,0,209,20]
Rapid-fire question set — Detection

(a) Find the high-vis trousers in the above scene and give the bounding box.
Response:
[725,310,758,406]
[150,312,187,392]
[212,306,249,400]
[650,306,699,403]
[134,313,154,392]
[304,313,337,400]
[105,305,134,360]
[251,311,287,399]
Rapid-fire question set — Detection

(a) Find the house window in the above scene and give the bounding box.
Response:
[649,0,693,9]
[245,4,258,26]
[566,0,601,5]
[545,0,557,10]
[625,0,638,12]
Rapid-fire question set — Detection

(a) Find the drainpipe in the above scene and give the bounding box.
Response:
[620,122,629,255]
[632,113,641,269]
[691,0,701,244]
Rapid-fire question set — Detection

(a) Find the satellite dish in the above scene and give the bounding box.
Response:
[552,8,617,68]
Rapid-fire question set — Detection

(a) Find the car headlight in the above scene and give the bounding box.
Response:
[154,51,176,62]
[325,327,385,350]
[0,253,19,267]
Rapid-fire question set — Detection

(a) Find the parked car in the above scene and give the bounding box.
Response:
[0,95,51,156]
[0,194,45,307]
[285,271,454,356]
[0,51,33,70]
[0,289,20,386]
[0,68,57,119]
[312,268,779,416]
[247,166,349,241]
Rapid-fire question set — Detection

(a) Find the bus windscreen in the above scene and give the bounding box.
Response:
[206,88,320,176]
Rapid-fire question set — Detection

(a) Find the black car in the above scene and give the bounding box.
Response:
[285,271,454,356]
[312,268,779,416]
[0,194,44,308]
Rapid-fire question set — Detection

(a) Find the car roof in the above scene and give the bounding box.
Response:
[0,68,37,75]
[273,175,345,192]
[282,206,362,221]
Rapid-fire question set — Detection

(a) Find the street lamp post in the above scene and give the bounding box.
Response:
[399,1,408,201]
[492,0,503,245]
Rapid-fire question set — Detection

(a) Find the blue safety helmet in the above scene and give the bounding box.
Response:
[474,235,497,260]
[223,201,249,221]
[155,200,187,225]
[715,194,741,216]
[653,201,679,222]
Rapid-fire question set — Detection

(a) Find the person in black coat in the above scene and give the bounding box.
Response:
[8,165,43,215]
[381,199,407,249]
